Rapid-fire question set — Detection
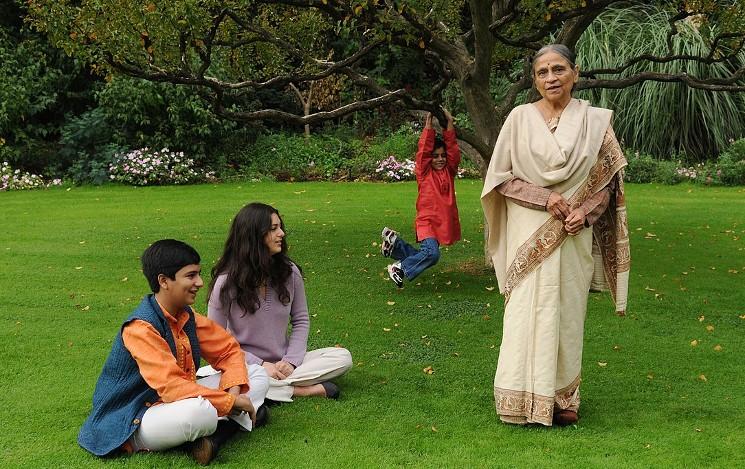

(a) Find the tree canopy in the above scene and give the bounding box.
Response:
[29,0,745,164]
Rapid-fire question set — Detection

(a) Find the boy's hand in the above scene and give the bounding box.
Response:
[231,395,257,425]
[440,109,455,130]
[425,112,433,129]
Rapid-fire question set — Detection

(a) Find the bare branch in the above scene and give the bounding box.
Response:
[579,68,745,92]
[210,88,410,125]
[488,0,630,50]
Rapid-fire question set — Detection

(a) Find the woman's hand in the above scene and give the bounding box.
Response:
[546,192,570,221]
[275,360,295,377]
[564,208,586,235]
[424,112,433,129]
[262,361,288,380]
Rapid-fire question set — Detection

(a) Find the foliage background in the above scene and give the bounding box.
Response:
[3,2,744,186]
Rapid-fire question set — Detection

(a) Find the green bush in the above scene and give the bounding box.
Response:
[350,126,419,179]
[717,139,745,185]
[239,133,354,181]
[624,151,658,183]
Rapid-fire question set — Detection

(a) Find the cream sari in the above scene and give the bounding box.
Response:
[481,99,630,425]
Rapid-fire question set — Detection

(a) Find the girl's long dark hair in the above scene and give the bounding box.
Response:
[208,202,296,315]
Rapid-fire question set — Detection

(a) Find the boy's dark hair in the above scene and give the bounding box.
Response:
[141,239,201,293]
[433,136,445,153]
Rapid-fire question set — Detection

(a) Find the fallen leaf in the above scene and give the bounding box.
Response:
[445,280,452,285]
[647,373,654,380]
[598,362,608,367]
[423,366,434,375]
[690,339,698,347]
[698,315,705,322]
[740,314,745,319]
[482,314,491,321]
[82,305,90,311]
[121,277,128,282]
[383,328,391,332]
[387,301,396,306]
[713,345,722,351]
[75,266,83,270]
[431,425,438,432]
[698,374,707,382]
[695,428,702,432]
[644,232,657,238]
[485,286,495,291]
[644,286,656,292]
[706,325,714,332]
[613,345,622,351]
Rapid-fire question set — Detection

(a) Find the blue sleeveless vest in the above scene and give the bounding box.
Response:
[78,295,201,456]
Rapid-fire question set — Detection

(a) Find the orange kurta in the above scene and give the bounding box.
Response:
[122,302,249,417]
[414,128,461,245]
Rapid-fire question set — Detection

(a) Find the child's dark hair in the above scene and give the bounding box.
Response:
[209,202,297,316]
[141,239,201,293]
[434,136,445,153]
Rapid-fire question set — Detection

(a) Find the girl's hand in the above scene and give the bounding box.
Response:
[275,360,295,377]
[262,361,288,380]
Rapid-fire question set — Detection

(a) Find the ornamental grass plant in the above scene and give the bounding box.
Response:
[577,6,745,160]
[1,181,744,467]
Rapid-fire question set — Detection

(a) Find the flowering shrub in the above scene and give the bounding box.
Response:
[109,147,214,186]
[375,155,415,181]
[675,164,700,180]
[1,161,62,191]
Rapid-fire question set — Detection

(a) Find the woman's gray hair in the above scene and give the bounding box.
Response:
[532,44,577,71]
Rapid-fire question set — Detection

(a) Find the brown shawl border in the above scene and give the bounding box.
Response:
[503,128,629,316]
[495,374,582,426]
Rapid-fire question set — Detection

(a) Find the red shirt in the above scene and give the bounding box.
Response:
[414,128,461,245]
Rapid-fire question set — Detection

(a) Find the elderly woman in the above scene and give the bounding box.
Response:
[481,44,630,426]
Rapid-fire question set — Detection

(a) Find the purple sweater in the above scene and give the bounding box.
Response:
[208,263,310,367]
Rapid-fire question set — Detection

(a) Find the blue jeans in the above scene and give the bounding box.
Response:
[391,237,440,280]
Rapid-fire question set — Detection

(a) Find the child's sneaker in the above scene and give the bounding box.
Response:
[387,262,404,288]
[381,227,398,257]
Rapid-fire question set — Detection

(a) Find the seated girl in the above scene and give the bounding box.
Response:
[200,202,352,403]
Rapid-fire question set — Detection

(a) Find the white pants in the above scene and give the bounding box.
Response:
[129,364,268,452]
[267,347,353,402]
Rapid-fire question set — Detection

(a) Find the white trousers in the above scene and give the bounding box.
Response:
[267,347,353,402]
[129,364,269,452]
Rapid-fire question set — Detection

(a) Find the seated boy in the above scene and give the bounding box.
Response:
[78,239,269,465]
[382,110,462,287]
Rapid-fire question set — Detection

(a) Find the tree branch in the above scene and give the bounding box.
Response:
[579,68,745,92]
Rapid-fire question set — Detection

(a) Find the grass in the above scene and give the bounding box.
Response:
[1,181,744,468]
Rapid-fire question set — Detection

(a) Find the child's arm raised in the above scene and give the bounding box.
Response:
[416,113,436,177]
[441,110,461,173]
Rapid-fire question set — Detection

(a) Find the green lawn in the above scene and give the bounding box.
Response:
[1,181,744,468]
